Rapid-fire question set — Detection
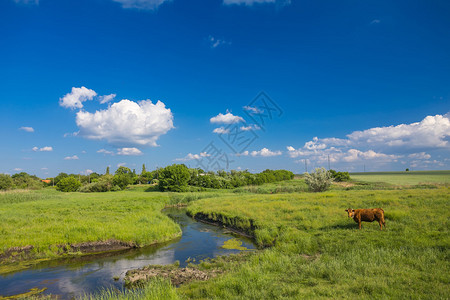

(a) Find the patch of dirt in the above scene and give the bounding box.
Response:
[125,265,221,286]
[0,240,137,264]
[332,182,355,188]
[64,239,136,254]
[0,245,34,261]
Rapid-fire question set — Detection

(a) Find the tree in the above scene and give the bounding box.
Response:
[142,164,146,174]
[304,167,333,192]
[56,177,81,192]
[158,164,190,192]
[0,174,13,190]
[106,166,110,175]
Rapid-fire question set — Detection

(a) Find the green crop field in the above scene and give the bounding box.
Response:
[350,170,450,185]
[1,176,449,299]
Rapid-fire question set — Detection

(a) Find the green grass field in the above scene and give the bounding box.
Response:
[350,170,450,185]
[0,187,181,272]
[1,172,449,299]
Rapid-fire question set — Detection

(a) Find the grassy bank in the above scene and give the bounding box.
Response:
[0,186,181,272]
[183,188,449,298]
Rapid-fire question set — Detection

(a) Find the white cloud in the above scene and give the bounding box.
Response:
[97,149,114,155]
[341,149,399,163]
[213,127,230,134]
[371,19,381,24]
[19,126,34,132]
[14,168,23,171]
[175,152,210,161]
[210,111,244,124]
[240,124,260,131]
[243,106,263,114]
[117,147,143,156]
[112,0,169,10]
[99,94,116,104]
[59,86,97,109]
[64,155,79,160]
[250,148,282,157]
[76,99,174,147]
[117,163,127,167]
[408,152,431,160]
[208,36,230,49]
[41,167,48,170]
[236,150,249,156]
[32,146,53,152]
[346,113,450,150]
[85,169,94,175]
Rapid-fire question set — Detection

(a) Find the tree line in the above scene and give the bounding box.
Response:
[0,164,295,193]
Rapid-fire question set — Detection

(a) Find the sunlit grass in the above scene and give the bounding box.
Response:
[350,170,450,185]
[0,188,181,266]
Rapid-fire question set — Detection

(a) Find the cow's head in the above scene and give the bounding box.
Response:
[345,208,355,218]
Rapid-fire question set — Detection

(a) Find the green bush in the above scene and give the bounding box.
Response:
[304,167,333,192]
[329,169,351,182]
[0,174,13,190]
[158,164,190,192]
[78,175,114,192]
[56,177,81,192]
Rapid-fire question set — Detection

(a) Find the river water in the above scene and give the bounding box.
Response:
[0,208,255,299]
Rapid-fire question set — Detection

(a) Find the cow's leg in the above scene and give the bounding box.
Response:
[358,221,361,230]
[378,220,383,230]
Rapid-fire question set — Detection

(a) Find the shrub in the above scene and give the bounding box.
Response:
[329,169,351,182]
[304,167,333,192]
[78,175,114,192]
[56,177,81,192]
[113,174,132,190]
[0,174,13,190]
[158,164,190,192]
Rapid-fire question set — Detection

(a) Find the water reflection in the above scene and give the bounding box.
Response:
[0,208,255,299]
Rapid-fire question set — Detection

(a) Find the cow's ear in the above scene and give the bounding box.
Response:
[352,209,355,212]
[345,209,348,212]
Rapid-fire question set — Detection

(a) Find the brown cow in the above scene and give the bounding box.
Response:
[345,208,386,230]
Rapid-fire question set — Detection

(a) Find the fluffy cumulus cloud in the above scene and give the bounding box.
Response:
[59,87,97,109]
[175,152,210,161]
[97,149,114,155]
[19,126,34,132]
[346,113,450,150]
[112,0,169,10]
[210,111,244,124]
[251,148,282,157]
[287,112,450,170]
[32,146,53,152]
[117,147,143,156]
[76,99,174,147]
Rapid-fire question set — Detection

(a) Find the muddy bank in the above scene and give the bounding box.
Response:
[188,212,257,240]
[125,263,221,286]
[0,235,183,271]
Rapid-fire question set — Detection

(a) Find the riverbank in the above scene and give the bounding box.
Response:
[0,187,182,273]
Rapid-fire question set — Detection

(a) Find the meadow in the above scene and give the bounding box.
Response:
[350,170,450,185]
[0,172,449,299]
[0,187,181,272]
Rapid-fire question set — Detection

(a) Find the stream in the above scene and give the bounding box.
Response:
[0,208,256,299]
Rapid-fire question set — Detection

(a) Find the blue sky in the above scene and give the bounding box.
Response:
[1,0,449,177]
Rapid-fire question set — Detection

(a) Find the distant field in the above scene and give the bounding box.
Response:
[350,170,450,185]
